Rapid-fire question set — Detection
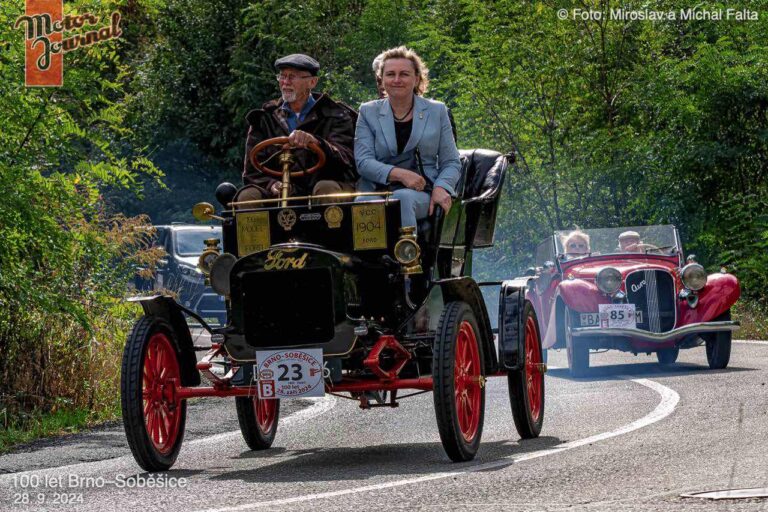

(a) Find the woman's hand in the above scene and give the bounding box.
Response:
[389,167,427,191]
[429,186,452,215]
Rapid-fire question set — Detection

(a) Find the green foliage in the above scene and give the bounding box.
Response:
[0,0,161,436]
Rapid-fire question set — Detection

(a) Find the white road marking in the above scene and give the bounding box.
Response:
[197,377,680,512]
[734,339,768,345]
[0,395,336,479]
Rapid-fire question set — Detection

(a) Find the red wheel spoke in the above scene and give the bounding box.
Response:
[142,332,182,455]
[524,315,543,423]
[454,320,481,443]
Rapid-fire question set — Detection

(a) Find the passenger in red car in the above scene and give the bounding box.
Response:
[562,230,591,256]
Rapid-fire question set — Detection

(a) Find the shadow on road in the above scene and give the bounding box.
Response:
[211,436,563,483]
[547,362,756,382]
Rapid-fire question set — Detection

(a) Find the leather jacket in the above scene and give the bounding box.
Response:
[242,92,358,195]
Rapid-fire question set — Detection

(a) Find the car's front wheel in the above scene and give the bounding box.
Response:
[703,310,732,370]
[565,306,589,377]
[235,396,280,450]
[656,347,679,366]
[121,316,187,472]
[433,301,485,462]
[508,302,545,438]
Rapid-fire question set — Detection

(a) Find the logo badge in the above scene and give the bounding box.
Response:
[14,1,123,87]
[263,250,308,271]
[277,209,297,231]
[324,206,343,229]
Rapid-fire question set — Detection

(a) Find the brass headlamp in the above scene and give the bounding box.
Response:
[198,238,221,276]
[394,226,422,274]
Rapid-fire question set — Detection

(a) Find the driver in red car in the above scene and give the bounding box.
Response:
[618,230,642,252]
[236,53,358,205]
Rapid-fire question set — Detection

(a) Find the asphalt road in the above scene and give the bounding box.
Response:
[1,340,767,511]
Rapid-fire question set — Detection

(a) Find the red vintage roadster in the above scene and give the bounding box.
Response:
[521,225,740,376]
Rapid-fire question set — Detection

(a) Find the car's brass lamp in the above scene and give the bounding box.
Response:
[198,238,221,277]
[394,227,422,274]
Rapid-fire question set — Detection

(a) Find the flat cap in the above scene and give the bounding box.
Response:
[274,54,320,75]
[619,230,640,240]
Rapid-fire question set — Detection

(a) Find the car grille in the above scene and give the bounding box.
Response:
[625,270,675,332]
[240,268,335,346]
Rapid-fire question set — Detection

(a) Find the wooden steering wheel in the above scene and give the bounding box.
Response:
[248,136,326,178]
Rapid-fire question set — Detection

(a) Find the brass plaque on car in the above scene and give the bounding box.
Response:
[236,211,271,257]
[352,204,387,250]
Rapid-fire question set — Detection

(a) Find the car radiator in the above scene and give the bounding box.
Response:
[240,268,336,346]
[625,270,676,333]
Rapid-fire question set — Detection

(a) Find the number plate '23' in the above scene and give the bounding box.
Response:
[254,349,324,399]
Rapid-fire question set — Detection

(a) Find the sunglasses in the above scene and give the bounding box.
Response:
[568,242,587,250]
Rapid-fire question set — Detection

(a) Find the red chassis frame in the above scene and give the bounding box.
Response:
[176,335,507,405]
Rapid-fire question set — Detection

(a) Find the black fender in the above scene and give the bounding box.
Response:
[498,278,531,371]
[127,295,201,386]
[436,277,498,375]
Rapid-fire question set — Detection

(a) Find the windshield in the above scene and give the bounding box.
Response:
[174,227,222,257]
[554,225,679,261]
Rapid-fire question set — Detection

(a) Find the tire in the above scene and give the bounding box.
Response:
[433,301,486,462]
[703,310,732,370]
[565,306,589,377]
[235,396,280,450]
[508,302,545,438]
[656,347,679,366]
[121,316,187,472]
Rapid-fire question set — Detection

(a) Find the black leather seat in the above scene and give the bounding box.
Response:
[417,149,510,251]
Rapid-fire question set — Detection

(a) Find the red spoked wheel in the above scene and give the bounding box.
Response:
[236,394,280,450]
[508,302,545,438]
[455,321,482,442]
[434,301,486,462]
[122,316,187,471]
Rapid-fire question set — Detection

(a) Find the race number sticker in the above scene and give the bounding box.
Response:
[352,204,387,250]
[599,303,637,329]
[255,349,324,399]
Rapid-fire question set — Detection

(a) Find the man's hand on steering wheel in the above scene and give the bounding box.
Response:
[287,130,319,149]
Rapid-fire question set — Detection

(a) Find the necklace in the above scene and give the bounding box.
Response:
[391,101,414,122]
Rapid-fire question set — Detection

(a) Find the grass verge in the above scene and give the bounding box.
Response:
[0,404,121,455]
[732,300,768,340]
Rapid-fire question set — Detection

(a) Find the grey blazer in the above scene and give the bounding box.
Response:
[354,95,462,195]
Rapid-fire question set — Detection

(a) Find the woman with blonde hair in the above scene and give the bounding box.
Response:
[355,46,461,231]
[562,230,591,256]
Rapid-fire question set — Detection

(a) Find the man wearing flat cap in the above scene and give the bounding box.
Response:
[237,53,358,204]
[618,230,642,252]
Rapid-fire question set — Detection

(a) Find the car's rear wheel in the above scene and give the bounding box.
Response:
[656,347,679,366]
[433,301,485,462]
[235,395,280,450]
[121,316,187,471]
[703,310,732,370]
[508,302,545,438]
[565,306,589,377]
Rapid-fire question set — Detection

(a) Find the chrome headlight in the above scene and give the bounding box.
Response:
[681,263,707,291]
[596,267,622,295]
[209,253,236,296]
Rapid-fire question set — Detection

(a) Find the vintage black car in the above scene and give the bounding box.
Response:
[121,137,546,471]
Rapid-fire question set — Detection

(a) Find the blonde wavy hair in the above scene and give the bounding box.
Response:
[376,46,430,96]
